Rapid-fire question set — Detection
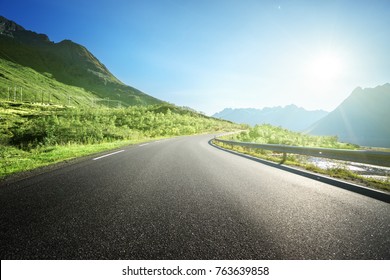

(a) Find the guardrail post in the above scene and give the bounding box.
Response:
[280,152,287,164]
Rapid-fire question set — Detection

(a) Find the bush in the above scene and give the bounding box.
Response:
[5,104,241,148]
[232,124,358,149]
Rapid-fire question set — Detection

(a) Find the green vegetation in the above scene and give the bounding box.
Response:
[0,58,118,107]
[0,140,144,179]
[0,101,242,179]
[233,124,359,149]
[215,124,390,192]
[0,26,161,106]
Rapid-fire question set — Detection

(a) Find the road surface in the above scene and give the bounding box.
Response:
[0,134,389,259]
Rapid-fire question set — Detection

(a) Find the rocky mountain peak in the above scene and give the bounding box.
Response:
[0,16,25,37]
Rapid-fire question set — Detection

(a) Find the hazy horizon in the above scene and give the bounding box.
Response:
[2,0,390,115]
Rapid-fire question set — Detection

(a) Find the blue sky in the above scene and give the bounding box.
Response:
[2,0,390,114]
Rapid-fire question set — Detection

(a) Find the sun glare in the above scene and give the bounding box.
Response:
[307,52,344,81]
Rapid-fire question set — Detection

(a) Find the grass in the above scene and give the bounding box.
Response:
[0,137,162,179]
[0,58,100,107]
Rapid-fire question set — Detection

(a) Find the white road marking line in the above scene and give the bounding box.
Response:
[139,143,149,147]
[92,150,125,161]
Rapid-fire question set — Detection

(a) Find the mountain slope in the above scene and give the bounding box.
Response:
[213,105,328,131]
[0,57,103,106]
[307,84,390,147]
[0,16,161,106]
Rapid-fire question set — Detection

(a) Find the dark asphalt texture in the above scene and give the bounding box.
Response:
[0,134,389,259]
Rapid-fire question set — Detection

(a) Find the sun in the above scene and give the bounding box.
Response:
[306,52,344,81]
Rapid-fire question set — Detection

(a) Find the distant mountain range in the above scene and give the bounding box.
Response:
[213,105,328,131]
[0,16,161,106]
[213,84,390,148]
[307,83,390,148]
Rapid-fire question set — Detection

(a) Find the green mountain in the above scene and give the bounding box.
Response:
[307,84,390,148]
[0,15,161,106]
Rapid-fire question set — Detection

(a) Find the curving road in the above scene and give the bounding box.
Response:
[0,134,389,259]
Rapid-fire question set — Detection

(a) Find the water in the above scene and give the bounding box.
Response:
[305,156,390,181]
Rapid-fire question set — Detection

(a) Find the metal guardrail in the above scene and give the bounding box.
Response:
[213,138,390,167]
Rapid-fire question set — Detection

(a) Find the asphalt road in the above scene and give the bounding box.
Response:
[0,134,389,259]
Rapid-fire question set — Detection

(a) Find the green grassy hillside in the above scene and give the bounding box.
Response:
[0,58,100,106]
[233,124,359,149]
[0,16,161,106]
